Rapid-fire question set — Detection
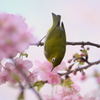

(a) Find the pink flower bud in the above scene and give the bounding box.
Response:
[81,45,84,48]
[73,69,77,75]
[82,71,85,76]
[73,54,76,58]
[87,47,90,50]
[68,64,74,71]
[68,59,72,63]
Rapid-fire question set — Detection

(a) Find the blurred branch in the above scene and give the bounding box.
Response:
[38,41,100,48]
[12,59,43,100]
[18,82,24,100]
[59,60,100,76]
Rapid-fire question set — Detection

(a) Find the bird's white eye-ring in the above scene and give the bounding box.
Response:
[52,57,56,63]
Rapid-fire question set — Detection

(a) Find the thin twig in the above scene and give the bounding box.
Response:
[37,36,46,46]
[59,60,100,76]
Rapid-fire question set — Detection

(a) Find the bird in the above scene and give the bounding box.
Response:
[44,13,66,70]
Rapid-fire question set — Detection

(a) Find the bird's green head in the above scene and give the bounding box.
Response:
[51,57,62,68]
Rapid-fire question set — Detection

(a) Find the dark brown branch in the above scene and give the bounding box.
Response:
[38,41,100,48]
[67,41,100,48]
[59,60,100,76]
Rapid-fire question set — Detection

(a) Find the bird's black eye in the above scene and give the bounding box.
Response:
[52,57,55,63]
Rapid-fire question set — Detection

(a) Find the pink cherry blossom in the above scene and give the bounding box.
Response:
[63,94,83,100]
[0,58,36,85]
[52,61,66,73]
[0,62,17,84]
[34,60,66,84]
[34,60,52,81]
[71,84,81,93]
[57,87,71,98]
[25,71,38,85]
[14,58,33,81]
[44,86,84,100]
[55,61,66,71]
[47,71,61,85]
[80,74,87,81]
[34,60,52,72]
[14,58,38,85]
[34,60,67,83]
[0,69,8,85]
[0,65,2,71]
[15,58,33,69]
[0,13,37,60]
[44,95,57,100]
[55,86,83,100]
[97,77,100,84]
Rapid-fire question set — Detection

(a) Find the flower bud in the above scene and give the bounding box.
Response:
[81,45,84,48]
[68,64,74,71]
[73,69,77,75]
[68,59,72,63]
[87,47,90,50]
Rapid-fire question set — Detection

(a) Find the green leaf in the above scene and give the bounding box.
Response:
[33,81,45,91]
[61,78,74,88]
[93,71,99,77]
[19,53,28,58]
[79,61,84,65]
[82,49,87,54]
[12,73,20,82]
[75,53,80,58]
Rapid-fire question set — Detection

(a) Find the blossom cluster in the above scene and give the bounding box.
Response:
[0,13,36,60]
[45,86,83,100]
[34,60,66,85]
[0,58,37,85]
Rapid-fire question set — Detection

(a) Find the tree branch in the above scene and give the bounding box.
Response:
[67,41,100,48]
[59,60,100,76]
[38,41,100,48]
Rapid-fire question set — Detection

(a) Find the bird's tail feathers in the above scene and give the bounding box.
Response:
[52,13,61,27]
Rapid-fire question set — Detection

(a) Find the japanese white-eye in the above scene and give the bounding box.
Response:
[44,13,66,70]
